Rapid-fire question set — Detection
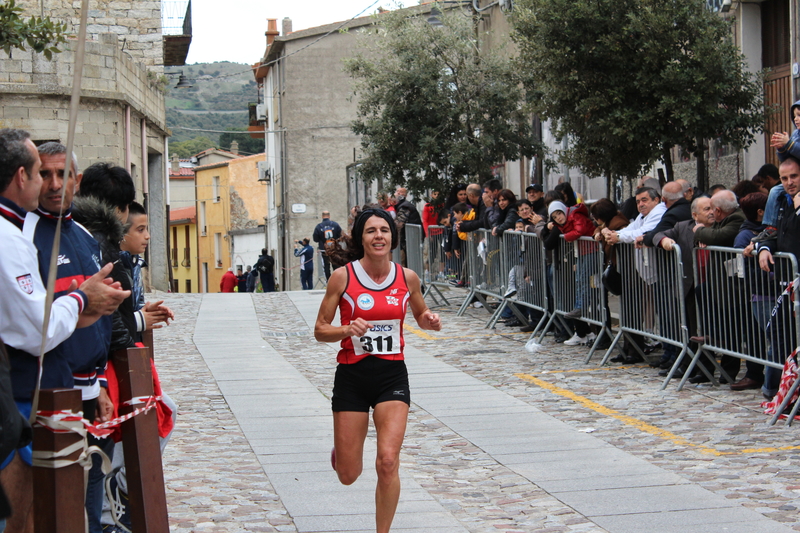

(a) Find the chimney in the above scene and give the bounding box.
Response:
[230,140,239,155]
[266,18,279,48]
[171,153,180,174]
[282,17,292,36]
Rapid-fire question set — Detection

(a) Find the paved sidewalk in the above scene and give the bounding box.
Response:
[155,290,800,532]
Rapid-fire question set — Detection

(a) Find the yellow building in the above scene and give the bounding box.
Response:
[169,206,199,293]
[195,153,268,292]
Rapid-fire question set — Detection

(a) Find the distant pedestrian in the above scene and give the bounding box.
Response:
[313,210,342,280]
[245,265,256,293]
[255,248,276,292]
[294,238,315,290]
[220,268,237,293]
[246,265,257,293]
[236,267,247,293]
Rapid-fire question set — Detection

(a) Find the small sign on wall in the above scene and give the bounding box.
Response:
[291,203,306,214]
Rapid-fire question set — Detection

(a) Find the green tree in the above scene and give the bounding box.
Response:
[218,130,264,156]
[170,136,216,158]
[513,0,765,191]
[0,0,67,59]
[344,5,541,196]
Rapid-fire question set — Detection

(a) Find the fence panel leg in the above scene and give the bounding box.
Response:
[33,388,85,533]
[113,347,169,532]
[599,331,624,366]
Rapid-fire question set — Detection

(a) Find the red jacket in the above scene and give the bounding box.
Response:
[220,270,237,292]
[557,203,596,255]
[422,203,439,236]
[560,203,595,241]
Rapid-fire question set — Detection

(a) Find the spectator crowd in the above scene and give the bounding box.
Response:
[343,106,800,417]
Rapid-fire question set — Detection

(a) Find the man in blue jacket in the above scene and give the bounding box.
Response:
[0,129,127,533]
[25,142,113,532]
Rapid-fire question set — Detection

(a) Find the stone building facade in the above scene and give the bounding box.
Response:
[0,1,192,291]
[195,153,267,293]
[16,0,165,71]
[0,34,170,290]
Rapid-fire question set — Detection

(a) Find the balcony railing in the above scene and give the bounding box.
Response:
[161,0,192,36]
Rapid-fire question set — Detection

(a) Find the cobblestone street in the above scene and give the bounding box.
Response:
[153,289,800,532]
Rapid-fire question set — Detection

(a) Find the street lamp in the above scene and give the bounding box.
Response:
[427,6,444,27]
[166,70,193,89]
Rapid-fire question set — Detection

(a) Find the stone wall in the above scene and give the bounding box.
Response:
[671,152,745,190]
[0,33,170,290]
[17,0,164,70]
[0,34,166,130]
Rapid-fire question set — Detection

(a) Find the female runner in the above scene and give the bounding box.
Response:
[314,208,441,533]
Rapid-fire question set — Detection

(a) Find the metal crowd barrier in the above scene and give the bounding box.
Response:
[605,243,704,388]
[404,224,424,279]
[542,236,612,361]
[391,239,402,265]
[457,229,506,322]
[690,246,799,404]
[423,225,459,306]
[493,231,551,337]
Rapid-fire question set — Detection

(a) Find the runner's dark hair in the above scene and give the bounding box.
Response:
[327,208,398,266]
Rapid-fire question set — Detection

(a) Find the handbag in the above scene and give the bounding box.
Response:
[602,262,622,296]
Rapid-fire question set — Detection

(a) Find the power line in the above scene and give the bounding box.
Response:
[171,125,351,134]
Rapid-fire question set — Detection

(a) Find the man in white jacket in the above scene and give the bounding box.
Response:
[600,186,666,363]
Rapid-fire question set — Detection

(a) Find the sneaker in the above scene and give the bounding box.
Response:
[554,333,570,343]
[750,226,777,244]
[564,308,582,319]
[585,332,597,343]
[104,469,131,532]
[503,288,517,299]
[563,333,587,346]
[519,323,536,333]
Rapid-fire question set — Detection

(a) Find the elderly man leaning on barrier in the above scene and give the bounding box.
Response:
[602,187,666,362]
[652,197,715,378]
[691,190,747,384]
[755,155,800,399]
[0,128,129,533]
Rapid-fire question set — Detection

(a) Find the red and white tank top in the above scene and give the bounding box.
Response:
[337,260,410,364]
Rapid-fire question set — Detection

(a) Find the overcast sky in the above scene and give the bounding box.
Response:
[184,0,399,65]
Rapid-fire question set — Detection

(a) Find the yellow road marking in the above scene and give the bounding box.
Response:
[515,372,800,457]
[403,324,437,340]
[403,323,499,340]
[535,366,642,374]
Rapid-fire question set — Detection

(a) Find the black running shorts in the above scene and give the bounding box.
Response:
[332,357,410,412]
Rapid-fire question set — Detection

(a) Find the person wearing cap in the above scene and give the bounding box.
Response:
[541,200,596,346]
[526,184,546,217]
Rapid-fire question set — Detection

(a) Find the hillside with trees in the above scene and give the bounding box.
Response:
[166,61,263,155]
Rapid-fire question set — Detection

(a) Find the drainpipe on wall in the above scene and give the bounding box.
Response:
[125,105,132,173]
[141,118,149,196]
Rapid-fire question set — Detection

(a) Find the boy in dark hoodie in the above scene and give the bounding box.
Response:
[74,164,173,532]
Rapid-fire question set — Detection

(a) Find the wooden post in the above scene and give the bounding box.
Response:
[142,328,155,360]
[33,388,85,533]
[113,346,169,532]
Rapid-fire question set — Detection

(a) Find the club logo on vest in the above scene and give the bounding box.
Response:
[356,293,374,310]
[16,274,33,294]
